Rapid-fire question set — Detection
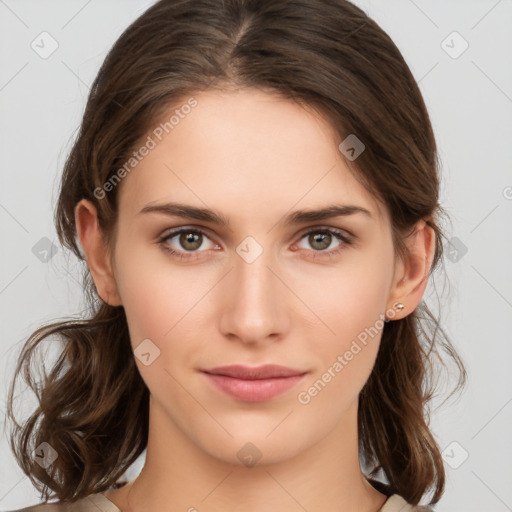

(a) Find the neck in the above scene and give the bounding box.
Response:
[107,397,387,512]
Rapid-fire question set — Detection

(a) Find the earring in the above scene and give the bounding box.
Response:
[384,302,405,323]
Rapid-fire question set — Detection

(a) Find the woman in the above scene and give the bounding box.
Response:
[6,0,466,510]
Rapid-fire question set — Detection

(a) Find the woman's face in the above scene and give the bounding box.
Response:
[108,88,402,465]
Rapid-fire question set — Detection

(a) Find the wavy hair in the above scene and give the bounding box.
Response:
[6,0,466,506]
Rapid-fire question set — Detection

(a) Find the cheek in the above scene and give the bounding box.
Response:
[114,245,211,387]
[114,241,197,340]
[114,261,195,404]
[118,273,168,344]
[305,249,391,335]
[300,250,392,391]
[296,287,387,417]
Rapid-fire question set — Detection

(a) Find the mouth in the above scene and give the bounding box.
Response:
[201,364,308,402]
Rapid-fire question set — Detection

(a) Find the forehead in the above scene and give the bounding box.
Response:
[116,88,387,226]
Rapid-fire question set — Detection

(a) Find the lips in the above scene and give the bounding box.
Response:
[201,364,308,402]
[203,364,306,379]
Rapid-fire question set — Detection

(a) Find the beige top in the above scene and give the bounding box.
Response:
[7,492,433,511]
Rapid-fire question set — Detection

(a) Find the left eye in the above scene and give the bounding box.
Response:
[296,229,350,252]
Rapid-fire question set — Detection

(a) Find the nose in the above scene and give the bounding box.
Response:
[218,247,291,345]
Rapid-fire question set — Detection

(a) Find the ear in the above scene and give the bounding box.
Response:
[386,219,436,320]
[74,199,122,306]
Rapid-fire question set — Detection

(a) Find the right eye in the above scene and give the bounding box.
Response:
[158,227,220,260]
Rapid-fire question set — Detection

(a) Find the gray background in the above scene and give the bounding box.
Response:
[1,0,511,510]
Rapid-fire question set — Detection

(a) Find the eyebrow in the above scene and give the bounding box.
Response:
[138,202,372,226]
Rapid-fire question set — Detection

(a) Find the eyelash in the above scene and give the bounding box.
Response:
[157,226,354,261]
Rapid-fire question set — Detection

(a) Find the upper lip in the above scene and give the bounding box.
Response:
[202,364,307,380]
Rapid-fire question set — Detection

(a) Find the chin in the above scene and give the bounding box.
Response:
[193,424,314,469]
[210,442,298,468]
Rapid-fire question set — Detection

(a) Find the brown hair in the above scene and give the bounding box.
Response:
[6,0,466,506]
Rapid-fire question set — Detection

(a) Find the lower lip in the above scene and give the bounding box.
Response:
[203,372,306,402]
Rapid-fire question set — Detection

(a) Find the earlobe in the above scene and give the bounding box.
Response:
[74,199,122,307]
[386,219,436,320]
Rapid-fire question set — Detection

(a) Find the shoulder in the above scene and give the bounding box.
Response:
[5,493,121,512]
[368,479,434,512]
[381,494,434,512]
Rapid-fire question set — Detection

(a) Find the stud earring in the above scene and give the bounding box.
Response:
[384,302,405,323]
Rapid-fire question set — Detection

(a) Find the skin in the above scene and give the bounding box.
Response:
[76,87,435,512]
